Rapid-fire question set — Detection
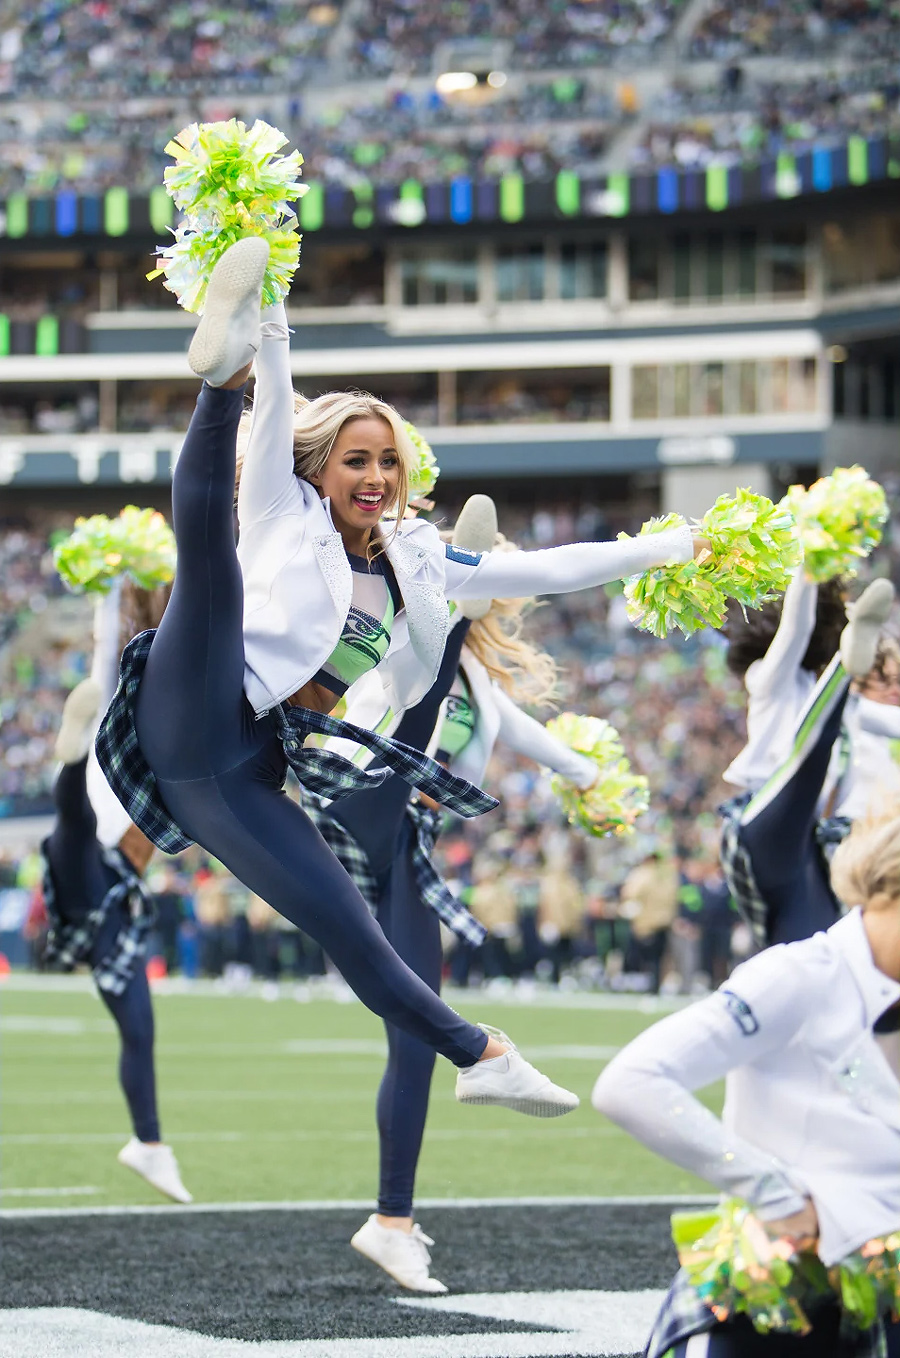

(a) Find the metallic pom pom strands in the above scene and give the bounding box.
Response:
[54,507,176,595]
[404,422,440,499]
[782,465,889,583]
[620,489,802,638]
[544,713,650,837]
[148,118,307,313]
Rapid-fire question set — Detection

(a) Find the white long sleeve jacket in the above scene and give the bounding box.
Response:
[85,582,134,849]
[235,306,693,716]
[592,908,900,1266]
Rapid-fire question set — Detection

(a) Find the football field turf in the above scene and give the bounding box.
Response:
[1,977,722,1356]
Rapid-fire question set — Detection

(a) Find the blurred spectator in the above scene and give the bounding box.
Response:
[617,849,680,993]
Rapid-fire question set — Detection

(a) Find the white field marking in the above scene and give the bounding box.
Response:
[1,1125,623,1146]
[0,972,687,1013]
[0,1015,110,1034]
[0,1292,667,1356]
[0,1186,100,1197]
[0,1193,717,1221]
[4,1038,623,1063]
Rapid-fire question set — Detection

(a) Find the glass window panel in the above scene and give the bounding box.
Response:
[672,234,691,302]
[673,363,690,417]
[737,361,757,414]
[629,238,659,301]
[737,231,757,297]
[560,241,608,299]
[768,229,807,296]
[705,233,724,301]
[702,361,725,415]
[496,245,545,302]
[632,366,659,419]
[399,250,478,305]
[771,358,791,412]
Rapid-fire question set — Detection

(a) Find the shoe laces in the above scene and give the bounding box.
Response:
[408,1223,435,1265]
[259,322,293,340]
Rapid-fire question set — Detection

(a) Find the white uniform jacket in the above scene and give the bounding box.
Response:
[592,908,900,1265]
[335,643,597,795]
[235,306,693,717]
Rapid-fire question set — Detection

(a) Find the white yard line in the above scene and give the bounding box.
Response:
[0,1186,100,1197]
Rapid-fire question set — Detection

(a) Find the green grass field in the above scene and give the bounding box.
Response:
[0,977,721,1210]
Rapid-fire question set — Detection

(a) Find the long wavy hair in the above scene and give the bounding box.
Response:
[118,579,172,652]
[445,532,560,709]
[236,389,417,555]
[831,801,900,912]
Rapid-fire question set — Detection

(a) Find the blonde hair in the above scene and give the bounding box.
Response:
[445,531,560,708]
[236,389,416,554]
[830,804,900,913]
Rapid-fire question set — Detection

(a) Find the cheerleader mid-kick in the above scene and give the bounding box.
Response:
[593,807,900,1357]
[42,582,190,1203]
[98,238,708,1123]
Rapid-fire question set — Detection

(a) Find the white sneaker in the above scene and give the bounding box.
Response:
[840,578,895,677]
[55,678,102,764]
[350,1214,448,1293]
[452,494,498,620]
[188,236,268,387]
[117,1137,193,1204]
[455,1026,580,1117]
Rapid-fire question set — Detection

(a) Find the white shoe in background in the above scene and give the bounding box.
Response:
[350,1214,448,1293]
[840,578,895,677]
[117,1137,193,1204]
[55,678,102,764]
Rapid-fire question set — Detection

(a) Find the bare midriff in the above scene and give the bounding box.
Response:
[286,679,342,715]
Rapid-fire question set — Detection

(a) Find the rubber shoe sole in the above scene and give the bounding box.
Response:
[840,578,895,678]
[188,236,268,386]
[452,494,498,620]
[455,1049,580,1118]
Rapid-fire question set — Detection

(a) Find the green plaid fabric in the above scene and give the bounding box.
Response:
[96,631,498,856]
[647,1267,886,1358]
[40,844,155,996]
[299,791,486,946]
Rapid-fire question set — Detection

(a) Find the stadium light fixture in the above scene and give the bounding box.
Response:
[436,71,478,95]
[487,70,507,88]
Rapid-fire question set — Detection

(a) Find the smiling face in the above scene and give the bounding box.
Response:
[310,416,402,553]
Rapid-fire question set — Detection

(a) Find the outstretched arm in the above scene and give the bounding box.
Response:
[592,948,813,1221]
[746,571,818,698]
[89,578,123,711]
[236,301,299,525]
[493,686,597,788]
[442,524,694,602]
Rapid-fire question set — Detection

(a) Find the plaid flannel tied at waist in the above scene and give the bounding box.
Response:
[645,1266,886,1358]
[96,630,498,856]
[41,843,155,996]
[300,792,486,947]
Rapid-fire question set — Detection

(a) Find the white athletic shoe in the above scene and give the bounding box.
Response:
[840,578,895,678]
[350,1214,448,1293]
[54,677,102,765]
[187,236,268,387]
[452,494,498,620]
[117,1137,193,1204]
[455,1026,580,1117]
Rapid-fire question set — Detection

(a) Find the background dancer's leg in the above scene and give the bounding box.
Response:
[45,757,118,921]
[90,905,160,1144]
[736,656,848,945]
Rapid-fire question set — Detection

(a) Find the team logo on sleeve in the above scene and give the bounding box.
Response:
[720,989,760,1036]
[444,544,483,566]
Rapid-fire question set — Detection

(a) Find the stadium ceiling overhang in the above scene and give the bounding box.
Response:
[0,135,897,241]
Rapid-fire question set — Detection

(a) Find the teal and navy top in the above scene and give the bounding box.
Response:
[312,551,404,698]
[436,671,477,764]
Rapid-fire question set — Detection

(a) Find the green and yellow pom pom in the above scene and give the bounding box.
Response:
[54,506,176,595]
[148,118,307,313]
[545,713,649,837]
[621,490,802,638]
[404,422,440,498]
[781,466,888,583]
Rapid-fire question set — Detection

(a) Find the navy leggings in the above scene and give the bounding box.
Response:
[330,618,471,1217]
[735,657,848,947]
[46,759,160,1143]
[133,383,486,1067]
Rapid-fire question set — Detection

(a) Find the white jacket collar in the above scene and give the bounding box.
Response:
[829,908,900,1026]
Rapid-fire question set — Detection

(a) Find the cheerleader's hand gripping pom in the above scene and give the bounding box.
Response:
[620,491,802,638]
[148,118,307,313]
[544,713,649,837]
[781,466,888,583]
[404,422,440,498]
[54,507,176,595]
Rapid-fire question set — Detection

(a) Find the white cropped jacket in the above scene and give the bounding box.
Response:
[236,304,693,717]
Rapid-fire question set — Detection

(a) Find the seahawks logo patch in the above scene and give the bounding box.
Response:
[444,544,483,566]
[720,989,759,1036]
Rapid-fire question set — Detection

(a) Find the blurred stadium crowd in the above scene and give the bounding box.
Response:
[1,0,898,196]
[3,488,899,994]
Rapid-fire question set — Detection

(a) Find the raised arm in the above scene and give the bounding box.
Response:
[492,686,597,788]
[442,524,694,602]
[591,948,813,1220]
[745,570,818,696]
[235,301,299,525]
[855,694,900,739]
